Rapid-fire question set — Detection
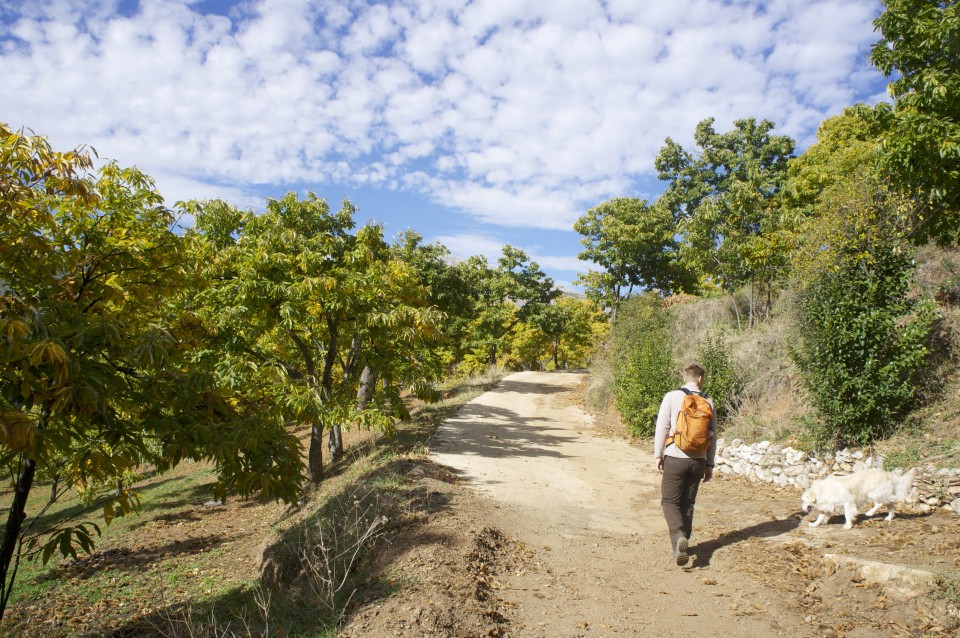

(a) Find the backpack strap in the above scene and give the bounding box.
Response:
[664,388,694,448]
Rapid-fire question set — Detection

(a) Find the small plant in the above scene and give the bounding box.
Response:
[612,296,678,437]
[696,331,742,422]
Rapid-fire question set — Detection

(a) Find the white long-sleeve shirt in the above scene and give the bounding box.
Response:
[653,383,717,464]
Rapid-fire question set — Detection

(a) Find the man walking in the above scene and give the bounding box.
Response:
[653,363,717,567]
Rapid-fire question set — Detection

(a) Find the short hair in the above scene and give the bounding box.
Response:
[683,363,705,382]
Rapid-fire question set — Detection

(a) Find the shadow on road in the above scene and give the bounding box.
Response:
[692,513,803,568]
[497,378,571,395]
[432,402,577,460]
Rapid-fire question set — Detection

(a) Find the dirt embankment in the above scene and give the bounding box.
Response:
[341,371,960,638]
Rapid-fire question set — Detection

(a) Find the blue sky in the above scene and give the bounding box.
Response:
[0,0,889,289]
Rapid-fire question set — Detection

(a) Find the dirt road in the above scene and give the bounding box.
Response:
[342,371,959,637]
[430,370,810,636]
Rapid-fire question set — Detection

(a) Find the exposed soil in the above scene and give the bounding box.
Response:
[340,371,960,638]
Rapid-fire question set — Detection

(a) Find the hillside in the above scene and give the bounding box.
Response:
[587,245,960,470]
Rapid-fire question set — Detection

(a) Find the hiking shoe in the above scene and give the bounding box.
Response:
[674,536,689,567]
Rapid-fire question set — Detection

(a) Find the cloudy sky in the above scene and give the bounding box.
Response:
[0,0,888,287]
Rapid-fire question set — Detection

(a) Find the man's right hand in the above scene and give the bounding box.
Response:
[654,457,663,474]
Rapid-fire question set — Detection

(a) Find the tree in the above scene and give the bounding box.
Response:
[784,105,909,280]
[390,230,473,373]
[0,125,302,621]
[185,194,443,484]
[574,198,694,317]
[529,297,608,369]
[792,177,937,447]
[656,118,796,326]
[455,246,559,370]
[871,0,960,245]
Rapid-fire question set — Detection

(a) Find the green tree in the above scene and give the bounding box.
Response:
[185,195,442,484]
[656,118,796,326]
[530,297,608,369]
[456,246,559,369]
[612,295,678,437]
[871,0,960,245]
[785,106,886,214]
[792,177,938,448]
[390,230,473,372]
[0,125,302,621]
[574,198,695,317]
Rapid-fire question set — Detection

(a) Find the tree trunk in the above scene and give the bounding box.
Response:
[553,340,559,369]
[766,278,772,321]
[308,422,324,485]
[311,318,339,484]
[357,365,376,411]
[729,289,742,330]
[328,424,343,463]
[0,456,37,621]
[49,475,59,506]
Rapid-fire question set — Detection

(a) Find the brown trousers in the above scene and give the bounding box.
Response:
[660,455,707,547]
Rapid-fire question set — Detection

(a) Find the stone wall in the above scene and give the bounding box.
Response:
[715,438,960,513]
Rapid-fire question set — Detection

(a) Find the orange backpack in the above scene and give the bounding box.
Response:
[665,388,713,454]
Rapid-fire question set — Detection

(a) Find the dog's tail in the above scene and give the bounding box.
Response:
[896,468,917,501]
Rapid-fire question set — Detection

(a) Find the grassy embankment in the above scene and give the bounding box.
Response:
[585,246,960,468]
[0,371,503,638]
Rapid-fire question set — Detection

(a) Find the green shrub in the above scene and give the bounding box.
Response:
[613,296,678,437]
[696,331,742,422]
[793,235,938,448]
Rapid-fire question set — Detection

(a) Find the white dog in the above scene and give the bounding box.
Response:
[801,468,916,529]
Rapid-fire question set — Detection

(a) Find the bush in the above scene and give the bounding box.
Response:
[696,331,742,422]
[613,296,678,436]
[793,234,938,448]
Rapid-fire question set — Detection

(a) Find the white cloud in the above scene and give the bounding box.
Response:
[432,233,584,275]
[0,0,886,231]
[432,233,507,263]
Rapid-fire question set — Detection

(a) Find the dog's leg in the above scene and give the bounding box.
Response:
[809,513,827,528]
[865,502,883,517]
[884,505,896,521]
[843,502,858,529]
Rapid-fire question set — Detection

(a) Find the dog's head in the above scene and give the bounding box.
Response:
[801,488,816,513]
